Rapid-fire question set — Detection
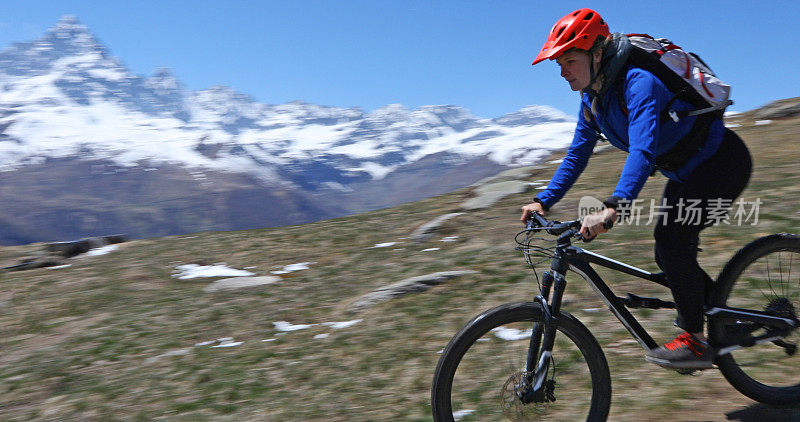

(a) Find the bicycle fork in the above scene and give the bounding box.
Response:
[521,258,570,403]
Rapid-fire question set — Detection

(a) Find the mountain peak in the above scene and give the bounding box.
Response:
[493,105,574,127]
[55,15,84,29]
[44,15,102,51]
[0,15,113,77]
[145,67,184,95]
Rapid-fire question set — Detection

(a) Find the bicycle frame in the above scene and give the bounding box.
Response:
[521,227,798,402]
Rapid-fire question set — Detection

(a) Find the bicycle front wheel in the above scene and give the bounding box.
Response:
[709,233,800,405]
[431,302,611,421]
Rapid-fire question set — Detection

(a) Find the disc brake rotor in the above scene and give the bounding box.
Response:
[500,371,555,421]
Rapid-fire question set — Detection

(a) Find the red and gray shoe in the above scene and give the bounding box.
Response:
[645,332,714,370]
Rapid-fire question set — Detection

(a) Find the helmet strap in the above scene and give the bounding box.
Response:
[583,51,599,98]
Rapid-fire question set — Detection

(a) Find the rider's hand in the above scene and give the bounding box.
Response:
[520,201,546,222]
[580,208,617,239]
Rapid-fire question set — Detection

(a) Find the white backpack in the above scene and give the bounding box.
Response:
[625,33,732,119]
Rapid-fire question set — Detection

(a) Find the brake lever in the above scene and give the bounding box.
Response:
[577,230,593,243]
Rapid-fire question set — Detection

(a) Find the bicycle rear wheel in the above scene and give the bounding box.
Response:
[709,233,800,405]
[431,302,611,421]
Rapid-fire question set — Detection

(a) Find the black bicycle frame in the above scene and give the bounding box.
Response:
[522,238,798,400]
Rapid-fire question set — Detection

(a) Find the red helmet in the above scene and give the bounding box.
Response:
[532,8,610,65]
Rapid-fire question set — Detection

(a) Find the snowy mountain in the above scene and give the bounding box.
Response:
[0,16,577,244]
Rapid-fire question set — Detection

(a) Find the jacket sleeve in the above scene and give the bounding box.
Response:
[535,104,599,209]
[607,71,661,206]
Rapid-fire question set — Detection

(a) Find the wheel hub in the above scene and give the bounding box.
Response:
[765,297,797,321]
[500,371,555,421]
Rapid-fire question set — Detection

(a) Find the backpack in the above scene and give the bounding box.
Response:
[616,33,733,122]
[583,34,733,172]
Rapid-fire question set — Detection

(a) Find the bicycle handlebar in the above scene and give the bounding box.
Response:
[526,212,614,243]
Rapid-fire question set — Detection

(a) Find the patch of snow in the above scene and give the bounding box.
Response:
[284,262,313,271]
[143,348,191,364]
[371,242,398,248]
[202,276,278,292]
[173,263,255,279]
[321,181,353,192]
[421,247,440,252]
[491,327,532,341]
[724,123,741,128]
[86,244,119,256]
[211,340,243,348]
[270,261,315,275]
[195,337,243,348]
[440,236,459,242]
[47,264,72,269]
[314,333,330,339]
[261,338,276,342]
[322,319,363,329]
[86,67,129,82]
[547,159,564,164]
[273,321,315,332]
[453,409,475,421]
[536,186,549,190]
[349,162,397,179]
[755,120,773,125]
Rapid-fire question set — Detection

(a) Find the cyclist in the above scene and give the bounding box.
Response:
[519,8,752,370]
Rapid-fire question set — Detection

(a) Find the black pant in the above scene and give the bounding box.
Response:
[653,128,752,333]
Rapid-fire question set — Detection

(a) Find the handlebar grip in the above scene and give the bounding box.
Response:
[531,211,548,228]
[581,218,615,243]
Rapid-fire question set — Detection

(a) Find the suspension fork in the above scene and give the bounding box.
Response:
[522,254,570,402]
[524,271,553,373]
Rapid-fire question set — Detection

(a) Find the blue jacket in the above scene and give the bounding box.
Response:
[535,65,725,210]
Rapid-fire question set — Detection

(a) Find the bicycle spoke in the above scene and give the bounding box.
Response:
[712,237,800,403]
[790,252,800,302]
[779,253,784,298]
[766,253,778,299]
[753,261,773,302]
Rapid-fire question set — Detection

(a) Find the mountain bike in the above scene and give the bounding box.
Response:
[431,212,800,421]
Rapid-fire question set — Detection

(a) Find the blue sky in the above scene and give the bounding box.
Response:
[0,1,797,118]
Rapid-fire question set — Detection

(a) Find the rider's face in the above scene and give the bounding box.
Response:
[556,50,595,92]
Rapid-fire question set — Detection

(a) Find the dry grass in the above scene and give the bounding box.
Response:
[0,110,799,420]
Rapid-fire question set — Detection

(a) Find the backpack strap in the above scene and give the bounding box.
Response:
[614,77,629,119]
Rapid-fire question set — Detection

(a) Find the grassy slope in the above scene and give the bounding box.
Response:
[1,104,799,421]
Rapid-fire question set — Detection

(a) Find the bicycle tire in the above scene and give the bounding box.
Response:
[431,302,611,421]
[709,233,800,405]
